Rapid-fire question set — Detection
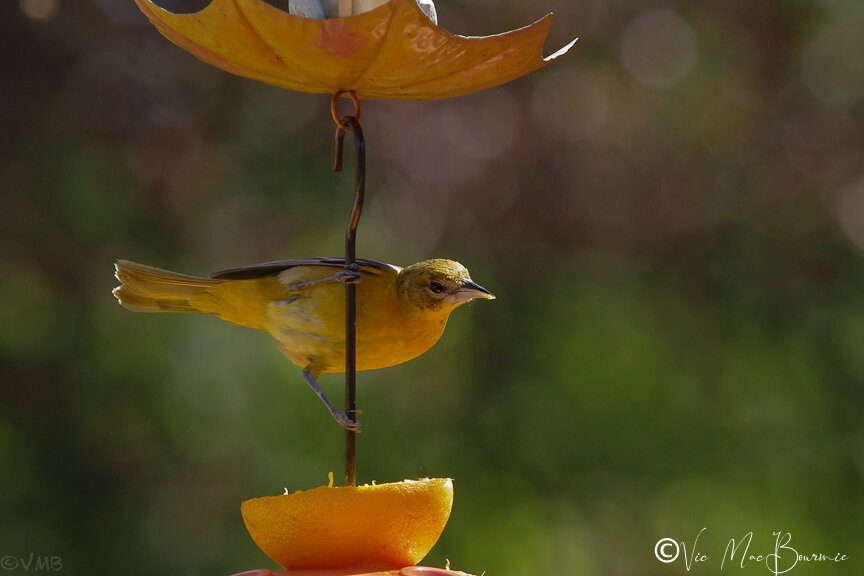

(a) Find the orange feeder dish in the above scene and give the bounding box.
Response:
[241,478,454,571]
[132,0,575,100]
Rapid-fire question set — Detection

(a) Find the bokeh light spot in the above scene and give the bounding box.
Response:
[619,9,699,88]
[19,0,58,20]
[802,21,864,105]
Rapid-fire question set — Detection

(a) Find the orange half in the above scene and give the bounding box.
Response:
[241,478,454,570]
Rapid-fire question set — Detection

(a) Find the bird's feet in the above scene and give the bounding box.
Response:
[302,369,362,433]
[335,267,362,285]
[333,408,362,433]
[283,268,361,293]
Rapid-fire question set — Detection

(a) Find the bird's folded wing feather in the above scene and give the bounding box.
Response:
[210,257,400,280]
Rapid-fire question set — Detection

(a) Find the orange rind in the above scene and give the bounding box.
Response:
[132,0,576,100]
[241,478,454,570]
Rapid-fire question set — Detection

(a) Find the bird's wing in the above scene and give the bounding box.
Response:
[210,257,400,280]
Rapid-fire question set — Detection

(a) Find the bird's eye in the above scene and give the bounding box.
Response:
[429,280,444,294]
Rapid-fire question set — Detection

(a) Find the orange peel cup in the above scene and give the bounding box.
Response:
[241,478,455,572]
[132,0,576,100]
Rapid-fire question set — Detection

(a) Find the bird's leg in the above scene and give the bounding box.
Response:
[302,369,361,432]
[283,266,361,293]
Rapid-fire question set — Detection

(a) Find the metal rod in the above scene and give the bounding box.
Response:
[333,113,364,487]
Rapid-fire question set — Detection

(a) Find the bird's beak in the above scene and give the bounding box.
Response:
[456,278,495,302]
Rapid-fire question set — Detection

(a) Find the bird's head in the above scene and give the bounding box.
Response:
[396,259,495,313]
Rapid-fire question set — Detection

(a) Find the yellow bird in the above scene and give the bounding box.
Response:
[113,257,494,431]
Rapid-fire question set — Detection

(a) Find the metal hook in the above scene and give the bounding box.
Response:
[331,90,361,131]
[332,93,364,487]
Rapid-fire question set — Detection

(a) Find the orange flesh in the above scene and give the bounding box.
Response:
[242,478,453,570]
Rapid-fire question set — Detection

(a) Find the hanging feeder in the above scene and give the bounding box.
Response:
[126,1,574,574]
[133,0,576,99]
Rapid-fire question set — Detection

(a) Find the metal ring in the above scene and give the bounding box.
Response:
[331,90,361,130]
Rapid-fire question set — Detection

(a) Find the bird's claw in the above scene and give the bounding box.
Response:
[335,410,362,433]
[337,267,361,285]
[284,268,361,293]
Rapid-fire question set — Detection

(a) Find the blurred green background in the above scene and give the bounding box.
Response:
[2,0,862,574]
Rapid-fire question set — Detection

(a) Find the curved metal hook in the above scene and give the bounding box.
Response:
[334,116,365,255]
[331,90,362,130]
[333,111,365,487]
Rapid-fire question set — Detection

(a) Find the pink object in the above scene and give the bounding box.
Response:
[229,567,473,576]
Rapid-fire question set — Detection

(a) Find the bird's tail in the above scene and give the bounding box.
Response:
[113,260,217,314]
